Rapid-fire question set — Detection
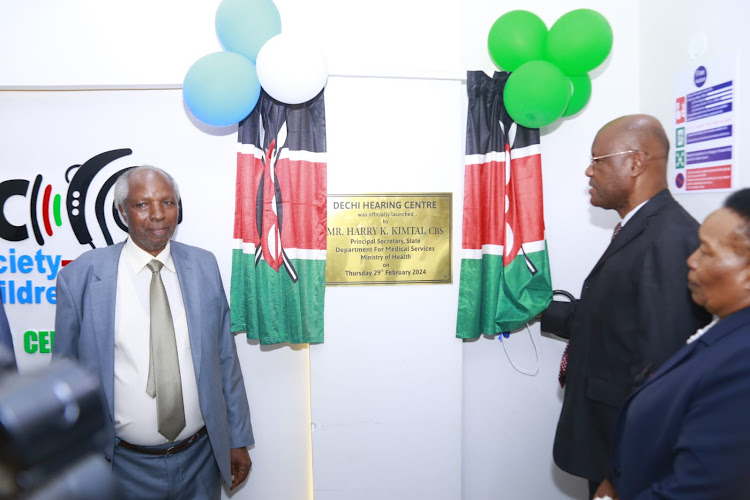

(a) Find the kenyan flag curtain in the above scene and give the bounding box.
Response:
[231,90,327,344]
[456,71,552,339]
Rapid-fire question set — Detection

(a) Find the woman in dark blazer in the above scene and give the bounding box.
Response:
[597,188,750,499]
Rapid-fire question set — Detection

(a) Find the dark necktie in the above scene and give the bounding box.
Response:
[558,222,623,388]
[611,221,622,240]
[145,260,186,441]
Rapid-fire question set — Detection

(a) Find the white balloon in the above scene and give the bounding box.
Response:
[256,34,328,105]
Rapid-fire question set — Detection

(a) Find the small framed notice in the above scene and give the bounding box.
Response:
[672,53,738,193]
[326,193,452,285]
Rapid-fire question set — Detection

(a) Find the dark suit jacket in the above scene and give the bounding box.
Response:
[541,189,710,482]
[611,307,750,499]
[53,241,254,486]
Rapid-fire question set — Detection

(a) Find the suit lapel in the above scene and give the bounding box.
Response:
[628,308,750,399]
[635,340,698,393]
[589,215,647,277]
[587,190,673,278]
[90,243,123,419]
[172,243,202,381]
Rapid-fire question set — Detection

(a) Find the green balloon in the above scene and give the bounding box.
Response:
[546,9,613,75]
[562,74,592,117]
[504,60,571,128]
[488,10,548,71]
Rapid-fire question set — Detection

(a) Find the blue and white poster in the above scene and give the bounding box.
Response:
[672,54,738,193]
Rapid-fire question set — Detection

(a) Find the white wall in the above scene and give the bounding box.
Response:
[290,0,466,498]
[310,76,464,500]
[639,0,749,221]
[0,0,221,87]
[1,1,744,500]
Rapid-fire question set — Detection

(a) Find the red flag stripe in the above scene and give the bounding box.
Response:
[235,153,327,251]
[462,154,544,254]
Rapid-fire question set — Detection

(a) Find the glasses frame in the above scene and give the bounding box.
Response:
[589,150,648,166]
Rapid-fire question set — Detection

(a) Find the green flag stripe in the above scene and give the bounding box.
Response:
[230,249,326,344]
[456,248,552,339]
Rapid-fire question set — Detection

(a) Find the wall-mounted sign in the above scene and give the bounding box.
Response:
[326,193,452,285]
[672,54,738,193]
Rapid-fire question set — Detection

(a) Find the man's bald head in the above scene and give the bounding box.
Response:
[586,114,670,217]
[600,114,670,162]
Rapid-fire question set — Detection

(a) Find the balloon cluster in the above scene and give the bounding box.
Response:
[183,0,328,127]
[488,9,612,129]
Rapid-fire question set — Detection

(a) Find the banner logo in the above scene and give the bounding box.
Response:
[0,148,184,306]
[0,148,182,248]
[1,149,134,247]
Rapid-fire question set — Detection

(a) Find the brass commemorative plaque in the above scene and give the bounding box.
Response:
[326,193,452,285]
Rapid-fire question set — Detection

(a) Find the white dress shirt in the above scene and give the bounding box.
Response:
[114,239,204,445]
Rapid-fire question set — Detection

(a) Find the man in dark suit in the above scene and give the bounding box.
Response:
[54,166,253,499]
[541,114,710,497]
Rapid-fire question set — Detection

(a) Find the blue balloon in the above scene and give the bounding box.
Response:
[216,0,282,62]
[183,52,261,127]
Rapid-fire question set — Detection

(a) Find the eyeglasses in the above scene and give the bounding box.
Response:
[589,150,647,166]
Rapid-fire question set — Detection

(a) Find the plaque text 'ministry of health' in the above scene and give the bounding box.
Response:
[326,193,452,285]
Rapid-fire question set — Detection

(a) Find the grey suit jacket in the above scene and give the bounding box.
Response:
[53,241,253,485]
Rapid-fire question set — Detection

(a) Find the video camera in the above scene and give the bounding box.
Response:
[0,359,118,499]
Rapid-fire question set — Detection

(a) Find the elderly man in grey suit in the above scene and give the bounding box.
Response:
[53,165,253,499]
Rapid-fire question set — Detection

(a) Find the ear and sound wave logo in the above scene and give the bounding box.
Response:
[0,149,153,306]
[0,174,64,245]
[64,149,136,248]
[0,148,139,248]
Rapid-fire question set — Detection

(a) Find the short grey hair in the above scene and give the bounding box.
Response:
[113,165,181,218]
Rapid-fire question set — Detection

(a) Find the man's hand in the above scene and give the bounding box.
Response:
[593,478,618,499]
[230,447,252,490]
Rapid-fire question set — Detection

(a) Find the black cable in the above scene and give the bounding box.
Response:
[552,289,576,302]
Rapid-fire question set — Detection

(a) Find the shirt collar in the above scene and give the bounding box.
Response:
[686,316,720,344]
[620,199,649,227]
[123,238,175,274]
